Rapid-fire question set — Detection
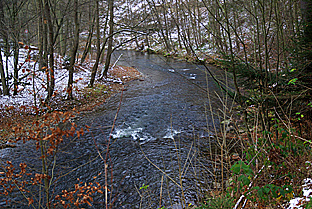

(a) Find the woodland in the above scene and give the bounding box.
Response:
[0,0,312,208]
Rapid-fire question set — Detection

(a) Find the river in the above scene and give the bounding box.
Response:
[0,50,230,208]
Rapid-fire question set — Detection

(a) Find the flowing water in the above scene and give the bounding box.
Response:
[0,51,230,208]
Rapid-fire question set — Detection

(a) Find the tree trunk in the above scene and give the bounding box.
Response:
[44,0,55,102]
[0,0,9,96]
[301,0,312,89]
[301,0,312,43]
[89,0,105,87]
[80,17,95,64]
[67,0,80,100]
[96,0,100,62]
[102,0,114,78]
[35,0,44,71]
[0,46,9,96]
[81,1,95,64]
[13,3,19,95]
[13,41,19,95]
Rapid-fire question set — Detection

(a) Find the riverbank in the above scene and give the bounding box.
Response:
[0,51,223,209]
[134,49,312,208]
[0,64,143,143]
[1,49,311,208]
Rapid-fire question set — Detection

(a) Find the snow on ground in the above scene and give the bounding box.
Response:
[1,48,86,108]
[288,178,312,208]
[0,46,121,112]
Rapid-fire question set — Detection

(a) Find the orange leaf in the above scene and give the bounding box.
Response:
[86,200,92,206]
[28,198,34,205]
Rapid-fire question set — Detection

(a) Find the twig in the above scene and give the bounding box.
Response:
[273,107,312,145]
[140,145,182,188]
[92,86,124,209]
[159,175,164,208]
[100,54,123,79]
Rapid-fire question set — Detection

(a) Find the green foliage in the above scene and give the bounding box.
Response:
[139,183,149,190]
[252,184,293,201]
[288,78,298,85]
[295,112,304,121]
[227,159,294,204]
[228,161,253,197]
[303,197,312,209]
[230,160,254,177]
[196,194,234,209]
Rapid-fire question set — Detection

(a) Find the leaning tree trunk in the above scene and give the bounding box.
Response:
[80,1,95,64]
[67,0,80,100]
[89,0,108,87]
[102,0,114,78]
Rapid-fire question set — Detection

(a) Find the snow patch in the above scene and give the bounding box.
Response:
[288,178,312,208]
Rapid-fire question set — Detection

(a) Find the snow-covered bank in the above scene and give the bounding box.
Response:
[0,46,141,114]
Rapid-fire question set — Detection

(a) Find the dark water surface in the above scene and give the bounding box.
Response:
[0,51,229,208]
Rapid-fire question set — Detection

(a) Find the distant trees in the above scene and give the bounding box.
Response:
[89,0,109,87]
[0,0,28,96]
[0,0,142,98]
[0,0,9,96]
[300,0,312,88]
[0,0,309,110]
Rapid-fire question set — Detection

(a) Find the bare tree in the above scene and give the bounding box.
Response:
[80,1,96,64]
[102,0,115,78]
[67,0,80,99]
[0,0,9,96]
[43,0,55,102]
[89,0,109,87]
[0,46,9,96]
